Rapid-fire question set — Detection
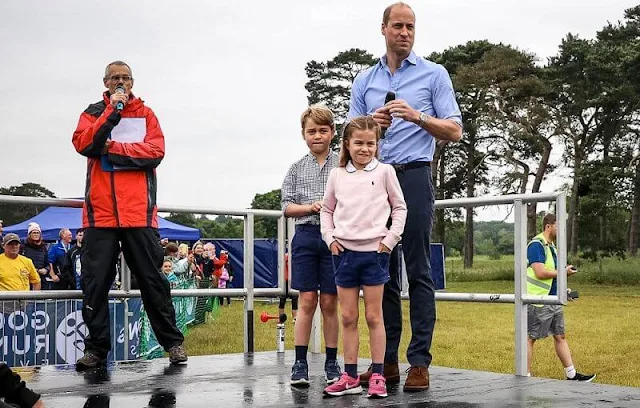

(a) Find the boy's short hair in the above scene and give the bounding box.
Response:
[165,242,179,253]
[543,213,556,230]
[300,105,335,131]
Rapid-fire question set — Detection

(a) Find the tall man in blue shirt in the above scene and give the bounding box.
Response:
[348,2,463,392]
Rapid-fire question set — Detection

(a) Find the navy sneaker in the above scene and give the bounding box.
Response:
[324,360,342,384]
[567,372,596,382]
[290,360,310,387]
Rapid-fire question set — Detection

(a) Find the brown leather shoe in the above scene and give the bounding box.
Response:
[403,366,429,392]
[359,362,400,386]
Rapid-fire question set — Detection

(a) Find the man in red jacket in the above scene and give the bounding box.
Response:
[72,60,187,370]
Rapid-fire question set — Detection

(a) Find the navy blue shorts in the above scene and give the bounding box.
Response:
[291,225,337,294]
[332,249,390,288]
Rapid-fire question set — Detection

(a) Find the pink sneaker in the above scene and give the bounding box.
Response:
[367,373,388,398]
[323,373,363,396]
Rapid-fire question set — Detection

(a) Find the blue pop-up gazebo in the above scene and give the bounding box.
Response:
[4,206,200,241]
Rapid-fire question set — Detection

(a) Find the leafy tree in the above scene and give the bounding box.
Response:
[305,48,377,148]
[0,183,56,225]
[251,189,282,238]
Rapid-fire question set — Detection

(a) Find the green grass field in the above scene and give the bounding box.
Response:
[184,280,640,388]
[445,255,640,286]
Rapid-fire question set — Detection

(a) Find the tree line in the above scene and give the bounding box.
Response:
[303,6,640,266]
[3,6,640,267]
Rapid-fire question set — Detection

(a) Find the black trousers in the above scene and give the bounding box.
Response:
[383,165,436,367]
[81,227,184,358]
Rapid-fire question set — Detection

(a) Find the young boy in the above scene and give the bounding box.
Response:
[281,105,341,386]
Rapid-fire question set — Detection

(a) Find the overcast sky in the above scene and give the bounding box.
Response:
[0,0,637,221]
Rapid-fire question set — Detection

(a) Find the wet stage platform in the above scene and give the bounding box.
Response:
[30,352,640,407]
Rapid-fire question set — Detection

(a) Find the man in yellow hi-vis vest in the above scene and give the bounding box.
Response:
[527,213,595,382]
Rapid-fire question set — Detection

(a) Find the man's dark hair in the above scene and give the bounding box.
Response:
[543,213,556,230]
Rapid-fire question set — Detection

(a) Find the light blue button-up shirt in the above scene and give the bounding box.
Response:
[348,51,462,164]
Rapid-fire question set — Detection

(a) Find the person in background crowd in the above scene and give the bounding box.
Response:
[0,233,41,292]
[192,242,206,281]
[21,223,56,290]
[66,228,85,290]
[178,243,189,259]
[0,362,44,408]
[215,250,230,305]
[202,243,217,285]
[49,228,73,289]
[162,257,179,289]
[0,220,4,255]
[164,242,191,278]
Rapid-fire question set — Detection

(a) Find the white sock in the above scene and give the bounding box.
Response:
[565,365,576,379]
[526,372,531,377]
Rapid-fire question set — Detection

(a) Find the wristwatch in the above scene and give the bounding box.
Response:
[418,112,428,128]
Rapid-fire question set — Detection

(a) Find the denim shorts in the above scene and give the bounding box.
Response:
[291,225,336,294]
[332,249,390,288]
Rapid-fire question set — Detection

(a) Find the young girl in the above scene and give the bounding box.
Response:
[162,257,179,289]
[320,116,407,398]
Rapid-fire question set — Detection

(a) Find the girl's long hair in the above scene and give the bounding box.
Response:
[338,116,382,167]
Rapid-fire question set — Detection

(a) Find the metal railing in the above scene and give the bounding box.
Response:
[0,195,287,357]
[0,191,566,375]
[429,191,567,376]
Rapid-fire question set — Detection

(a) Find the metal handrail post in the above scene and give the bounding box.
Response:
[556,191,568,305]
[244,213,255,354]
[120,253,131,360]
[514,199,528,376]
[277,216,286,295]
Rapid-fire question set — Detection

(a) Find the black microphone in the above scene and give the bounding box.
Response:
[115,85,126,111]
[381,91,395,139]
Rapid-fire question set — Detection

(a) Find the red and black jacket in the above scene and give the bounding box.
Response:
[72,92,164,228]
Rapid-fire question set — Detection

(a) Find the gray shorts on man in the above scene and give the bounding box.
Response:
[528,304,565,339]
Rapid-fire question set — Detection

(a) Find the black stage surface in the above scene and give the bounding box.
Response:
[25,352,640,407]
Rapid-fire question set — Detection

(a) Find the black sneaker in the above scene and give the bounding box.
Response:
[290,360,309,387]
[324,360,341,384]
[567,372,596,382]
[168,345,188,364]
[76,351,106,372]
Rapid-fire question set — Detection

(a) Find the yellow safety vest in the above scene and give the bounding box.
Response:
[526,233,556,304]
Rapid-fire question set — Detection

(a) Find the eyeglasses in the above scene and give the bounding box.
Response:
[106,75,132,81]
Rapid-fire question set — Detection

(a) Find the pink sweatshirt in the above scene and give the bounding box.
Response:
[321,159,407,252]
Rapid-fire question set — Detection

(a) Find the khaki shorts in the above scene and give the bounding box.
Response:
[527,304,565,339]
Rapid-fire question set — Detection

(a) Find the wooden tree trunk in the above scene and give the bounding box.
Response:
[432,145,445,244]
[568,152,582,255]
[463,144,475,268]
[528,137,552,238]
[629,160,640,256]
[433,146,446,244]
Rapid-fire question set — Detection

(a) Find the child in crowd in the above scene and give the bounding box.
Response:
[162,257,179,289]
[321,116,407,398]
[281,105,341,386]
[216,251,231,306]
[178,244,189,259]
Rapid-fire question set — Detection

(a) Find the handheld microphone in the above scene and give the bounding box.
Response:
[115,86,126,111]
[381,91,396,139]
